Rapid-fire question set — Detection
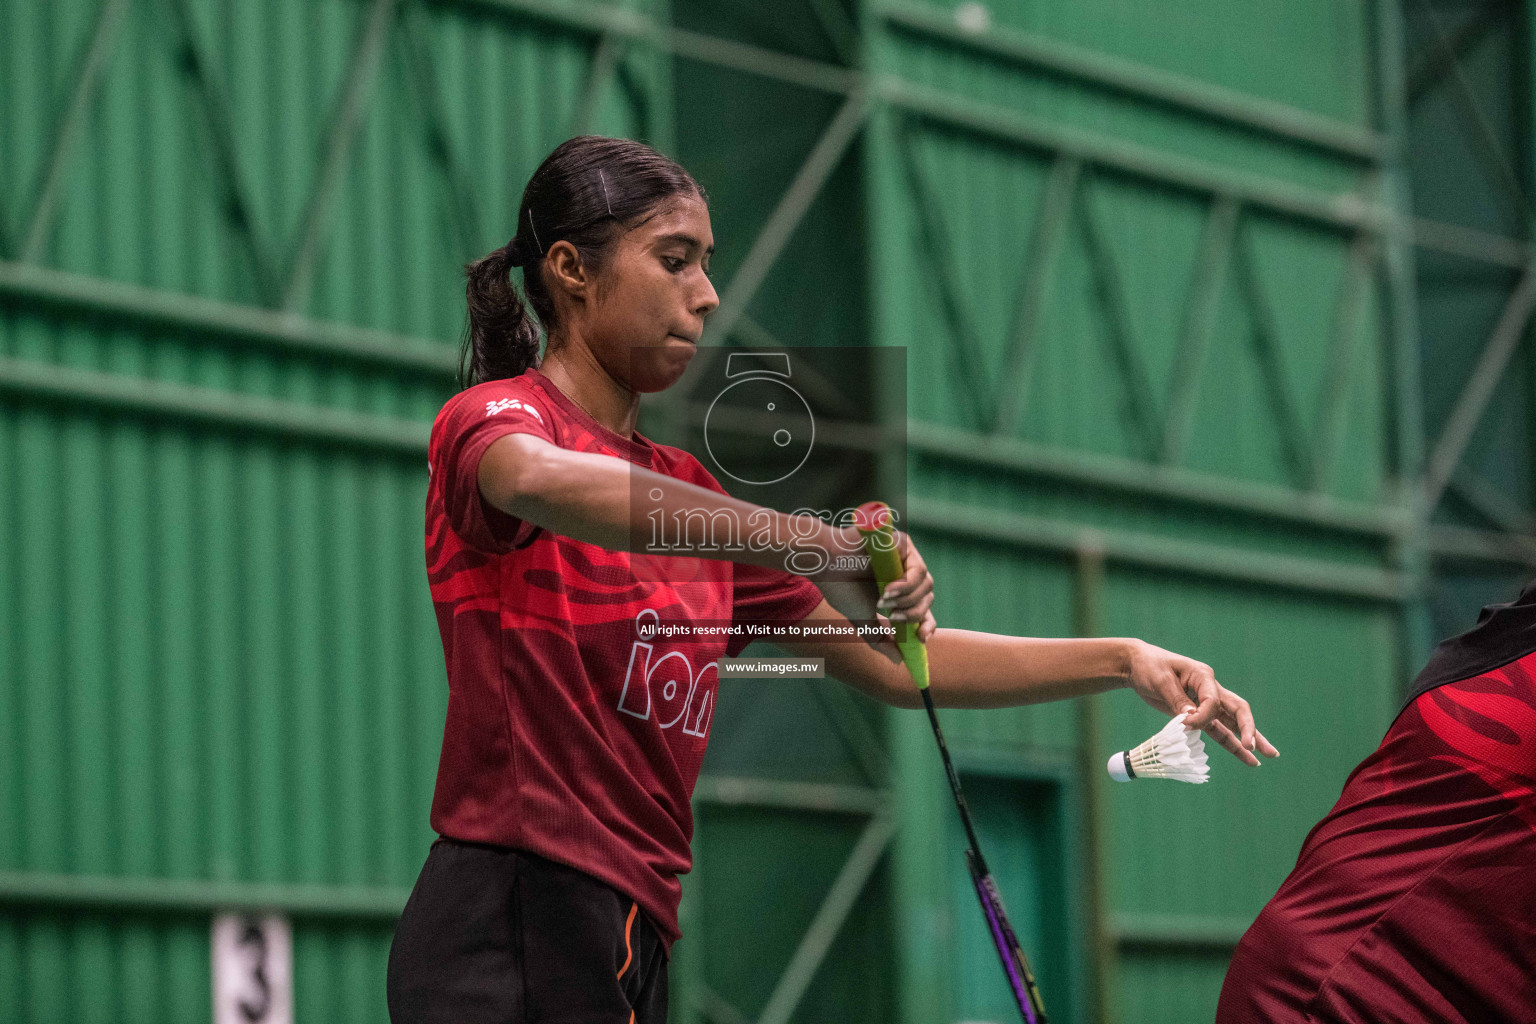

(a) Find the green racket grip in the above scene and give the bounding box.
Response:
[853,501,930,690]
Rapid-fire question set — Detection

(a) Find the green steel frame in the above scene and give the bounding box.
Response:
[0,774,884,919]
[5,0,1529,574]
[3,1,1535,1022]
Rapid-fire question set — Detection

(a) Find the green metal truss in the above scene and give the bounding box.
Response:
[3,3,1536,1023]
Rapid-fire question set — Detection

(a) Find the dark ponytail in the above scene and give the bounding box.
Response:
[462,244,541,386]
[459,135,708,388]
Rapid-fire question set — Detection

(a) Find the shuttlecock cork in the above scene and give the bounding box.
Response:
[1108,713,1209,783]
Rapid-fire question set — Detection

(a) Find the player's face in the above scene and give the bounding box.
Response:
[589,193,718,393]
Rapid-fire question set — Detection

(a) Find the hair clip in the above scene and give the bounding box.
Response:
[526,208,544,255]
[598,169,614,216]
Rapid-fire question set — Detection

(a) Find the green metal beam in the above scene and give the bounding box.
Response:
[0,314,1400,555]
[0,775,886,925]
[1448,465,1536,536]
[588,392,1411,545]
[664,23,861,95]
[893,119,997,430]
[1427,522,1536,567]
[19,0,132,263]
[694,985,754,1024]
[1075,169,1163,459]
[155,0,284,303]
[0,356,432,456]
[807,0,861,67]
[281,0,402,312]
[0,261,458,377]
[438,0,1397,246]
[755,812,897,1024]
[993,153,1081,435]
[1411,0,1531,225]
[431,0,642,44]
[1373,0,1433,684]
[570,31,630,136]
[398,0,489,261]
[908,496,1410,601]
[1422,267,1536,510]
[1406,1,1503,105]
[1161,195,1240,465]
[880,2,1387,164]
[0,870,407,922]
[906,419,1408,537]
[674,400,886,458]
[1231,222,1316,488]
[726,315,864,420]
[23,0,1515,322]
[707,87,873,345]
[438,0,861,95]
[1411,216,1531,267]
[1311,234,1380,490]
[880,76,1390,235]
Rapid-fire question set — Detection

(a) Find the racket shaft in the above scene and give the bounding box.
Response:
[857,502,1047,1021]
[968,853,1049,1023]
[921,689,987,864]
[923,676,1049,1022]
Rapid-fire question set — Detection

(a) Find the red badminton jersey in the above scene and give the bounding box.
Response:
[423,367,823,956]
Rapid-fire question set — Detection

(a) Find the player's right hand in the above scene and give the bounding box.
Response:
[1124,640,1280,766]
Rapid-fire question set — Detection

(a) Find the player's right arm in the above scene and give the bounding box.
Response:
[782,596,1278,765]
[478,432,868,579]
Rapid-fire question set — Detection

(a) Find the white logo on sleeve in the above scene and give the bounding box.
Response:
[485,398,543,421]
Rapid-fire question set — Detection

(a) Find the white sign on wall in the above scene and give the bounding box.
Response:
[212,913,293,1024]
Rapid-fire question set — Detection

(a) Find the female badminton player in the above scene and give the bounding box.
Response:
[385,134,1279,1024]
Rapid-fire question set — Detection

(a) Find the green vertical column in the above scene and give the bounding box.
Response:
[887,710,953,1024]
[636,0,677,156]
[859,5,951,1022]
[1373,0,1432,691]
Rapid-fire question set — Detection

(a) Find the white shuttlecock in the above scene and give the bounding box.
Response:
[1107,713,1209,783]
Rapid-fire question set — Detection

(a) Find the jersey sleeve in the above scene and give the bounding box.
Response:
[430,380,557,555]
[726,562,826,658]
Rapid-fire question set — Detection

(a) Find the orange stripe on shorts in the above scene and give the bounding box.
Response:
[617,902,638,979]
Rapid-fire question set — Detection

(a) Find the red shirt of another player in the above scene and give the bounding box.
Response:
[424,367,822,955]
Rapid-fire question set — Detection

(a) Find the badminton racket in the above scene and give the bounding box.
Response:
[854,500,1049,1024]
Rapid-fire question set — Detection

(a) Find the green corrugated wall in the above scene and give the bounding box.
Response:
[1,0,667,1018]
[1406,1,1536,635]
[864,2,1411,1022]
[2,0,1530,1022]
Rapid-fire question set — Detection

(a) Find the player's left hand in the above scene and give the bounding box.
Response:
[875,531,938,643]
[1124,640,1280,766]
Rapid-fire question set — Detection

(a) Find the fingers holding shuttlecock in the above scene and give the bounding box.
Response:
[1107,713,1210,784]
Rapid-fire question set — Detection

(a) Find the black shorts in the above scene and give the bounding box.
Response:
[387,838,669,1023]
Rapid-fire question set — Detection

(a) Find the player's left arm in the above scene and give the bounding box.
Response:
[784,558,1278,765]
